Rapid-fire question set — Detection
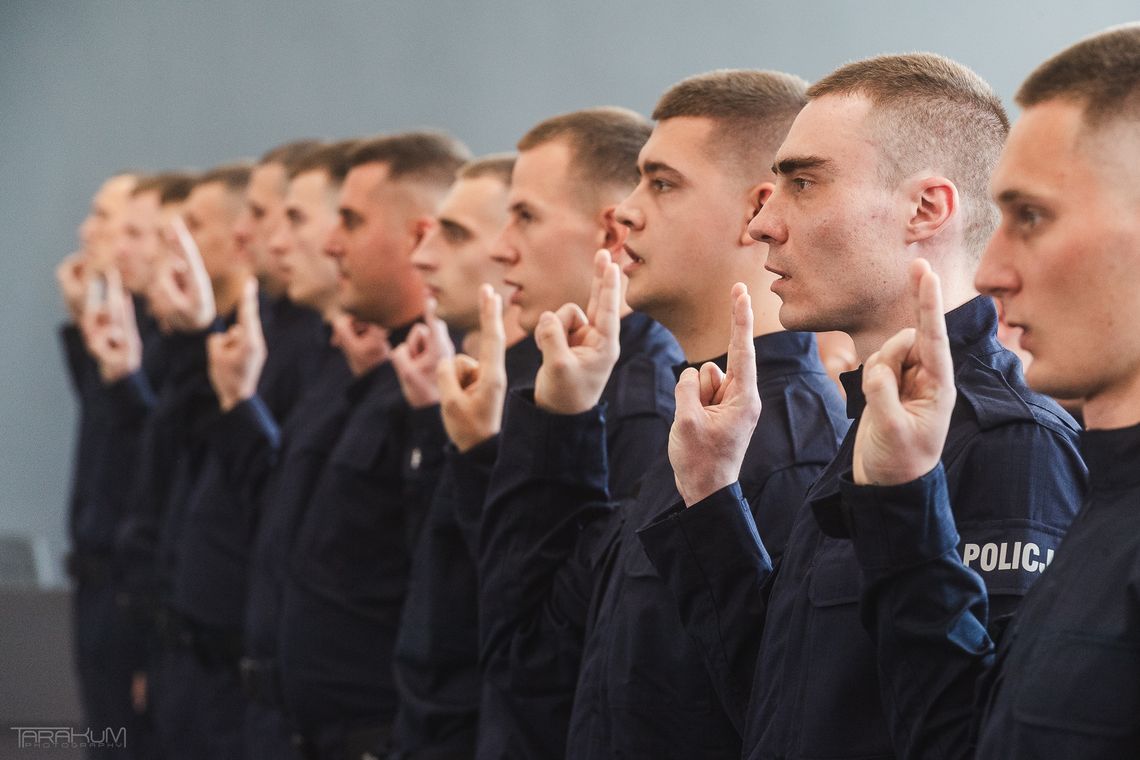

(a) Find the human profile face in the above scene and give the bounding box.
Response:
[234,162,289,295]
[976,100,1140,422]
[748,95,914,341]
[268,169,340,312]
[183,181,244,283]
[112,190,162,293]
[324,162,424,324]
[615,116,763,323]
[494,140,611,332]
[410,175,512,332]
[79,175,135,264]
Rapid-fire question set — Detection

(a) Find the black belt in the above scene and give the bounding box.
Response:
[240,656,284,708]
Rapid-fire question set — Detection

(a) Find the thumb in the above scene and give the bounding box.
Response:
[674,366,704,420]
[436,355,464,400]
[535,311,573,366]
[861,356,906,422]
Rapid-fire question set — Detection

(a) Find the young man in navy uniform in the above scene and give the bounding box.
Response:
[838,24,1140,758]
[442,71,848,758]
[274,132,471,760]
[647,54,1088,759]
[386,153,542,760]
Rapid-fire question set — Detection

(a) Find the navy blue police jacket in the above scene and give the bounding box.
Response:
[240,334,353,669]
[839,421,1138,758]
[474,312,682,760]
[482,329,844,759]
[390,334,543,758]
[638,296,1087,760]
[168,298,328,633]
[61,299,168,564]
[113,319,221,616]
[277,320,444,733]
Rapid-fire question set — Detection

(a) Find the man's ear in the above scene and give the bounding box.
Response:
[741,182,774,246]
[905,176,958,244]
[600,206,628,254]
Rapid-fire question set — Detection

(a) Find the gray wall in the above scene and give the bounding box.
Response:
[2,0,1137,573]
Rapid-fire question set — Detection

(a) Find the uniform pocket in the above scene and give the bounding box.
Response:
[1014,632,1140,737]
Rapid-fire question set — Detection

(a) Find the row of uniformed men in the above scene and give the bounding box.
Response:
[60,22,1140,760]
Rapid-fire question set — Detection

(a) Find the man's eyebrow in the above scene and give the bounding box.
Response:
[995,188,1043,206]
[772,155,834,176]
[439,217,470,237]
[641,160,684,179]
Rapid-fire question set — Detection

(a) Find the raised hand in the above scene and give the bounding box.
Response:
[330,313,392,377]
[437,285,507,452]
[669,283,762,507]
[853,258,956,486]
[56,252,88,322]
[390,298,455,409]
[81,268,143,384]
[148,216,216,333]
[207,278,267,412]
[533,250,622,415]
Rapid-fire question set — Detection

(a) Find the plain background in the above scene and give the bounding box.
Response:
[3,0,1138,581]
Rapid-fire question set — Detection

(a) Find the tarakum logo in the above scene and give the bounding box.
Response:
[10,726,127,749]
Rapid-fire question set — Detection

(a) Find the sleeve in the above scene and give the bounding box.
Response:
[637,477,780,735]
[476,390,615,757]
[449,436,499,557]
[207,394,282,500]
[942,423,1084,621]
[59,323,93,395]
[839,465,994,760]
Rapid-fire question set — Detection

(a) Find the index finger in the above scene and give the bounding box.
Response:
[725,283,757,391]
[584,249,609,325]
[476,284,506,378]
[238,277,261,332]
[424,297,455,360]
[169,215,212,291]
[910,259,953,386]
[592,260,622,341]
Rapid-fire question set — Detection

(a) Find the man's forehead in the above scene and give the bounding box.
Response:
[775,94,874,162]
[641,116,716,166]
[249,163,287,203]
[445,176,507,215]
[992,102,1085,200]
[288,170,330,204]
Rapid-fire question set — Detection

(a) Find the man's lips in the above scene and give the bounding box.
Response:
[621,245,644,276]
[503,279,523,304]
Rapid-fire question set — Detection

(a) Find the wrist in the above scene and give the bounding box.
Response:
[678,471,738,508]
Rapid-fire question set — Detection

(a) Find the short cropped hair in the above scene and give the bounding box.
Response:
[458,153,516,185]
[195,163,253,195]
[652,69,809,177]
[517,107,650,204]
[260,139,324,172]
[1016,23,1140,128]
[808,53,1009,257]
[132,172,197,205]
[347,131,471,189]
[287,139,361,185]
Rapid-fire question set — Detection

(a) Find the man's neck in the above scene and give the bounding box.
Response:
[670,275,786,363]
[1081,373,1140,430]
[851,273,979,362]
